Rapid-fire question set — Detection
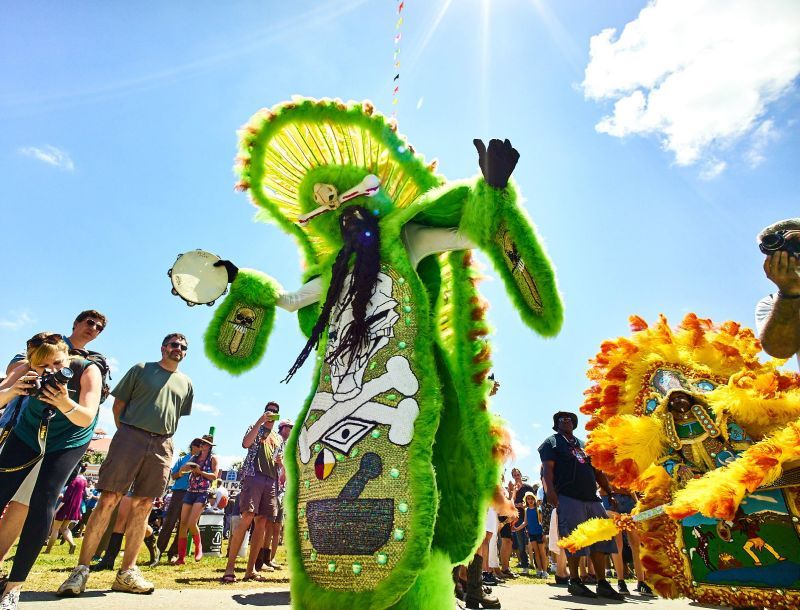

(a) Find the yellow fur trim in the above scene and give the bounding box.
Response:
[585,415,667,488]
[707,369,800,438]
[558,518,619,553]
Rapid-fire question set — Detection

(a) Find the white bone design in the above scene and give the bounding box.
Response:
[327,272,399,401]
[297,175,380,226]
[299,355,419,463]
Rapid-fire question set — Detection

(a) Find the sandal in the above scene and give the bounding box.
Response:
[243,572,268,582]
[221,573,237,584]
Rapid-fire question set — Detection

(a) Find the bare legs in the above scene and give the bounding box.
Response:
[77,491,123,567]
[223,511,255,578]
[120,497,153,571]
[0,502,27,563]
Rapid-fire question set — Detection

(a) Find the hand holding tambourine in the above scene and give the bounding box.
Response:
[168,250,281,374]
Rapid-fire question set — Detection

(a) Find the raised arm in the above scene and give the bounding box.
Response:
[408,139,563,338]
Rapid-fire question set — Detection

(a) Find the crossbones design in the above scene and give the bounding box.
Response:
[299,355,419,463]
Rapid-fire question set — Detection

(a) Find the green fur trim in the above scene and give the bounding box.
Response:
[237,98,442,267]
[460,178,564,337]
[285,244,444,610]
[203,269,281,374]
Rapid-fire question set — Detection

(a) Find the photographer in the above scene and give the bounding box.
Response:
[0,333,102,610]
[220,402,283,583]
[756,218,800,367]
[0,309,108,566]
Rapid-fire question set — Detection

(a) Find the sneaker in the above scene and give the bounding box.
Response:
[148,548,162,568]
[596,579,625,601]
[538,570,549,579]
[635,580,655,597]
[482,572,499,586]
[567,580,598,598]
[554,575,569,585]
[520,567,530,575]
[0,589,19,610]
[112,567,155,594]
[56,565,90,597]
[617,579,630,594]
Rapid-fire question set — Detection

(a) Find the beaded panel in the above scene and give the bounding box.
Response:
[295,264,419,591]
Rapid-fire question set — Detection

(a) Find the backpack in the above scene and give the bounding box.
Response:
[70,348,112,404]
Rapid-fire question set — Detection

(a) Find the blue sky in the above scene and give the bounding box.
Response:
[2,0,798,478]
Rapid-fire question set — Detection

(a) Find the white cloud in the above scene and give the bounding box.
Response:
[96,404,116,433]
[746,119,781,167]
[18,145,75,171]
[0,310,35,330]
[105,356,120,375]
[583,0,800,171]
[699,159,727,181]
[195,401,221,416]
[509,428,532,461]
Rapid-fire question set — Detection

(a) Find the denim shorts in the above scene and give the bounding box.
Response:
[601,493,636,514]
[183,490,208,505]
[557,494,617,557]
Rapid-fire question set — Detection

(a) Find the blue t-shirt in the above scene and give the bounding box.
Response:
[526,506,543,536]
[170,453,195,491]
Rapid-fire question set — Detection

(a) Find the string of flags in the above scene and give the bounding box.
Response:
[392,0,404,118]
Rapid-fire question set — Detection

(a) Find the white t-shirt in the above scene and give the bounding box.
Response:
[755,294,800,369]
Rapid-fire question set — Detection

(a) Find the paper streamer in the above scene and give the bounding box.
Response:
[392,0,404,117]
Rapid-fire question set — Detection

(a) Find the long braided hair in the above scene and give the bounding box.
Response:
[284,205,381,382]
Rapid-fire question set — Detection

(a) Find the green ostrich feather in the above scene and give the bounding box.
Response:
[203,97,563,609]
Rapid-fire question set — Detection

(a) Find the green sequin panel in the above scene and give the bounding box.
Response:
[297,264,418,592]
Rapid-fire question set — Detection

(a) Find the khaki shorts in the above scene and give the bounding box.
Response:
[98,424,173,498]
[239,474,279,521]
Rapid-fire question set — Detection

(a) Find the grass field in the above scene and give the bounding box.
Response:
[1,539,290,592]
[2,538,552,592]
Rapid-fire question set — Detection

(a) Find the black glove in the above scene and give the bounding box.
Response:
[473,138,520,189]
[213,259,239,283]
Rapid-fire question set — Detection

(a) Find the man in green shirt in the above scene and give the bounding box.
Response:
[57,333,194,598]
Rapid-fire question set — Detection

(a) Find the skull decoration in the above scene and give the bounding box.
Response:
[325,272,399,401]
[229,306,256,354]
[313,183,339,210]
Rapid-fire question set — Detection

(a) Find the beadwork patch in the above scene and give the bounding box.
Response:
[297,264,419,592]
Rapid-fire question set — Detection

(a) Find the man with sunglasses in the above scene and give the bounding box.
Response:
[58,333,193,598]
[0,310,108,568]
[539,411,622,601]
[755,218,800,369]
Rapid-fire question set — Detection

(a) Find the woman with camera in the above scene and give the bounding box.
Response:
[0,333,101,610]
[174,434,218,565]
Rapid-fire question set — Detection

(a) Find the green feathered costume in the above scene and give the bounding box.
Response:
[204,98,563,609]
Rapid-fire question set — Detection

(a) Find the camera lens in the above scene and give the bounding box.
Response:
[760,232,785,253]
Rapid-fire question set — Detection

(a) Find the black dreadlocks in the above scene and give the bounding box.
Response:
[283,205,381,382]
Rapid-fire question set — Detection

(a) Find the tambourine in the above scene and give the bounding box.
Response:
[168,250,229,307]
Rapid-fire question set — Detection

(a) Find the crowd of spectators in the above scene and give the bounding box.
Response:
[0,219,797,609]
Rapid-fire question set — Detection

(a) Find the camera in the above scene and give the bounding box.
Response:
[759,231,800,257]
[28,367,74,398]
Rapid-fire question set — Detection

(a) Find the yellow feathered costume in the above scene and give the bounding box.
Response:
[560,314,800,609]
